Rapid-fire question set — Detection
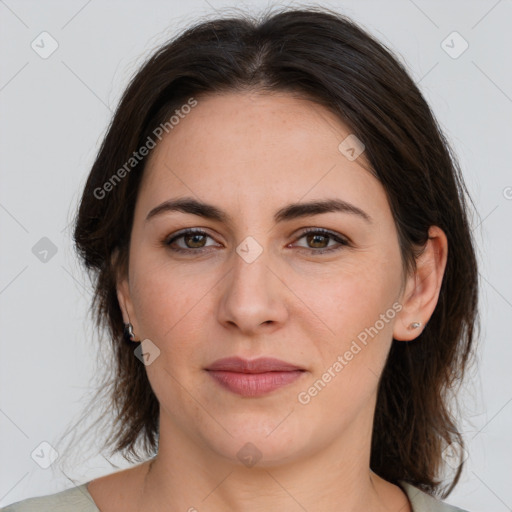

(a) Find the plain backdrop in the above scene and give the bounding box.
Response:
[1,1,511,510]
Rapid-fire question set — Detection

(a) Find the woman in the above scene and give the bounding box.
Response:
[1,5,478,512]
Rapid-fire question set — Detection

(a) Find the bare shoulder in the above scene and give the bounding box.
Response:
[87,464,145,512]
[373,476,412,512]
[87,462,150,512]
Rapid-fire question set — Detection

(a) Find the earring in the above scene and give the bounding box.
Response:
[123,322,140,343]
[408,321,422,330]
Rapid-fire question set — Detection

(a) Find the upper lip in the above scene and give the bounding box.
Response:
[206,357,304,373]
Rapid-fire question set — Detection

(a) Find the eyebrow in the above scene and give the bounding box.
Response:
[145,196,372,224]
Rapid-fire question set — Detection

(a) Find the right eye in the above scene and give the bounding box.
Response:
[164,228,220,253]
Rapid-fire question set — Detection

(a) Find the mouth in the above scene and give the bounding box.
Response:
[205,357,306,397]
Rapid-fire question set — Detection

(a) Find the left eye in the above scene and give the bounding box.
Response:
[164,228,349,254]
[293,229,349,253]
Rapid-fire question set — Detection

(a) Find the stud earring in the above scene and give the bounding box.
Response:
[123,322,140,343]
[408,321,422,330]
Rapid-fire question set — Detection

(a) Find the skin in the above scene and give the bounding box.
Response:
[87,91,448,512]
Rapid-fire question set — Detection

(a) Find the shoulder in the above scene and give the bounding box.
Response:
[399,481,470,512]
[0,483,99,512]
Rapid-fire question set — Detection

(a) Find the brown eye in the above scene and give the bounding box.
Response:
[182,233,207,248]
[306,233,330,249]
[294,228,349,254]
[165,229,217,253]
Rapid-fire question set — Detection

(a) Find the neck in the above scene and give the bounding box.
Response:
[133,414,409,512]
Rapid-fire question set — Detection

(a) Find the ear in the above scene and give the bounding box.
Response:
[117,277,133,325]
[393,225,448,341]
[112,248,137,330]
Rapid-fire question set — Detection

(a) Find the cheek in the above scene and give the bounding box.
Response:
[128,256,213,398]
[299,251,401,336]
[129,250,212,333]
[297,268,399,417]
[300,251,402,383]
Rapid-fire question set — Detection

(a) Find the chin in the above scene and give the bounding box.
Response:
[202,416,314,468]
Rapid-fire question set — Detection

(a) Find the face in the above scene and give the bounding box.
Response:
[118,91,410,466]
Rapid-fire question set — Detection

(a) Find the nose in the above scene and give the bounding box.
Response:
[217,242,289,336]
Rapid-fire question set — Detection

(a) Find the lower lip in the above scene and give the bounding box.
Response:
[207,370,304,397]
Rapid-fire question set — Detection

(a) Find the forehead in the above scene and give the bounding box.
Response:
[138,91,388,222]
[146,91,357,168]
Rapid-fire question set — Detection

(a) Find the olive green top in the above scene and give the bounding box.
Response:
[0,480,469,511]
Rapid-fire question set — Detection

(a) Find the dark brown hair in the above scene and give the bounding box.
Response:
[68,5,479,498]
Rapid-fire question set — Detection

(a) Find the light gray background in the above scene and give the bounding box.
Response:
[1,1,511,510]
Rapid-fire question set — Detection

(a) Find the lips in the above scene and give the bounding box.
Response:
[206,356,303,373]
[205,357,305,397]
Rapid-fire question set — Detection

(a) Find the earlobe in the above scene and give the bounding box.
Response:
[117,283,141,343]
[393,226,448,341]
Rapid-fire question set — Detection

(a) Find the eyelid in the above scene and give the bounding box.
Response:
[164,228,218,247]
[292,227,350,252]
[294,227,350,243]
[164,227,350,254]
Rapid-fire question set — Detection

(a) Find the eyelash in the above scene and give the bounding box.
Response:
[164,228,350,255]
